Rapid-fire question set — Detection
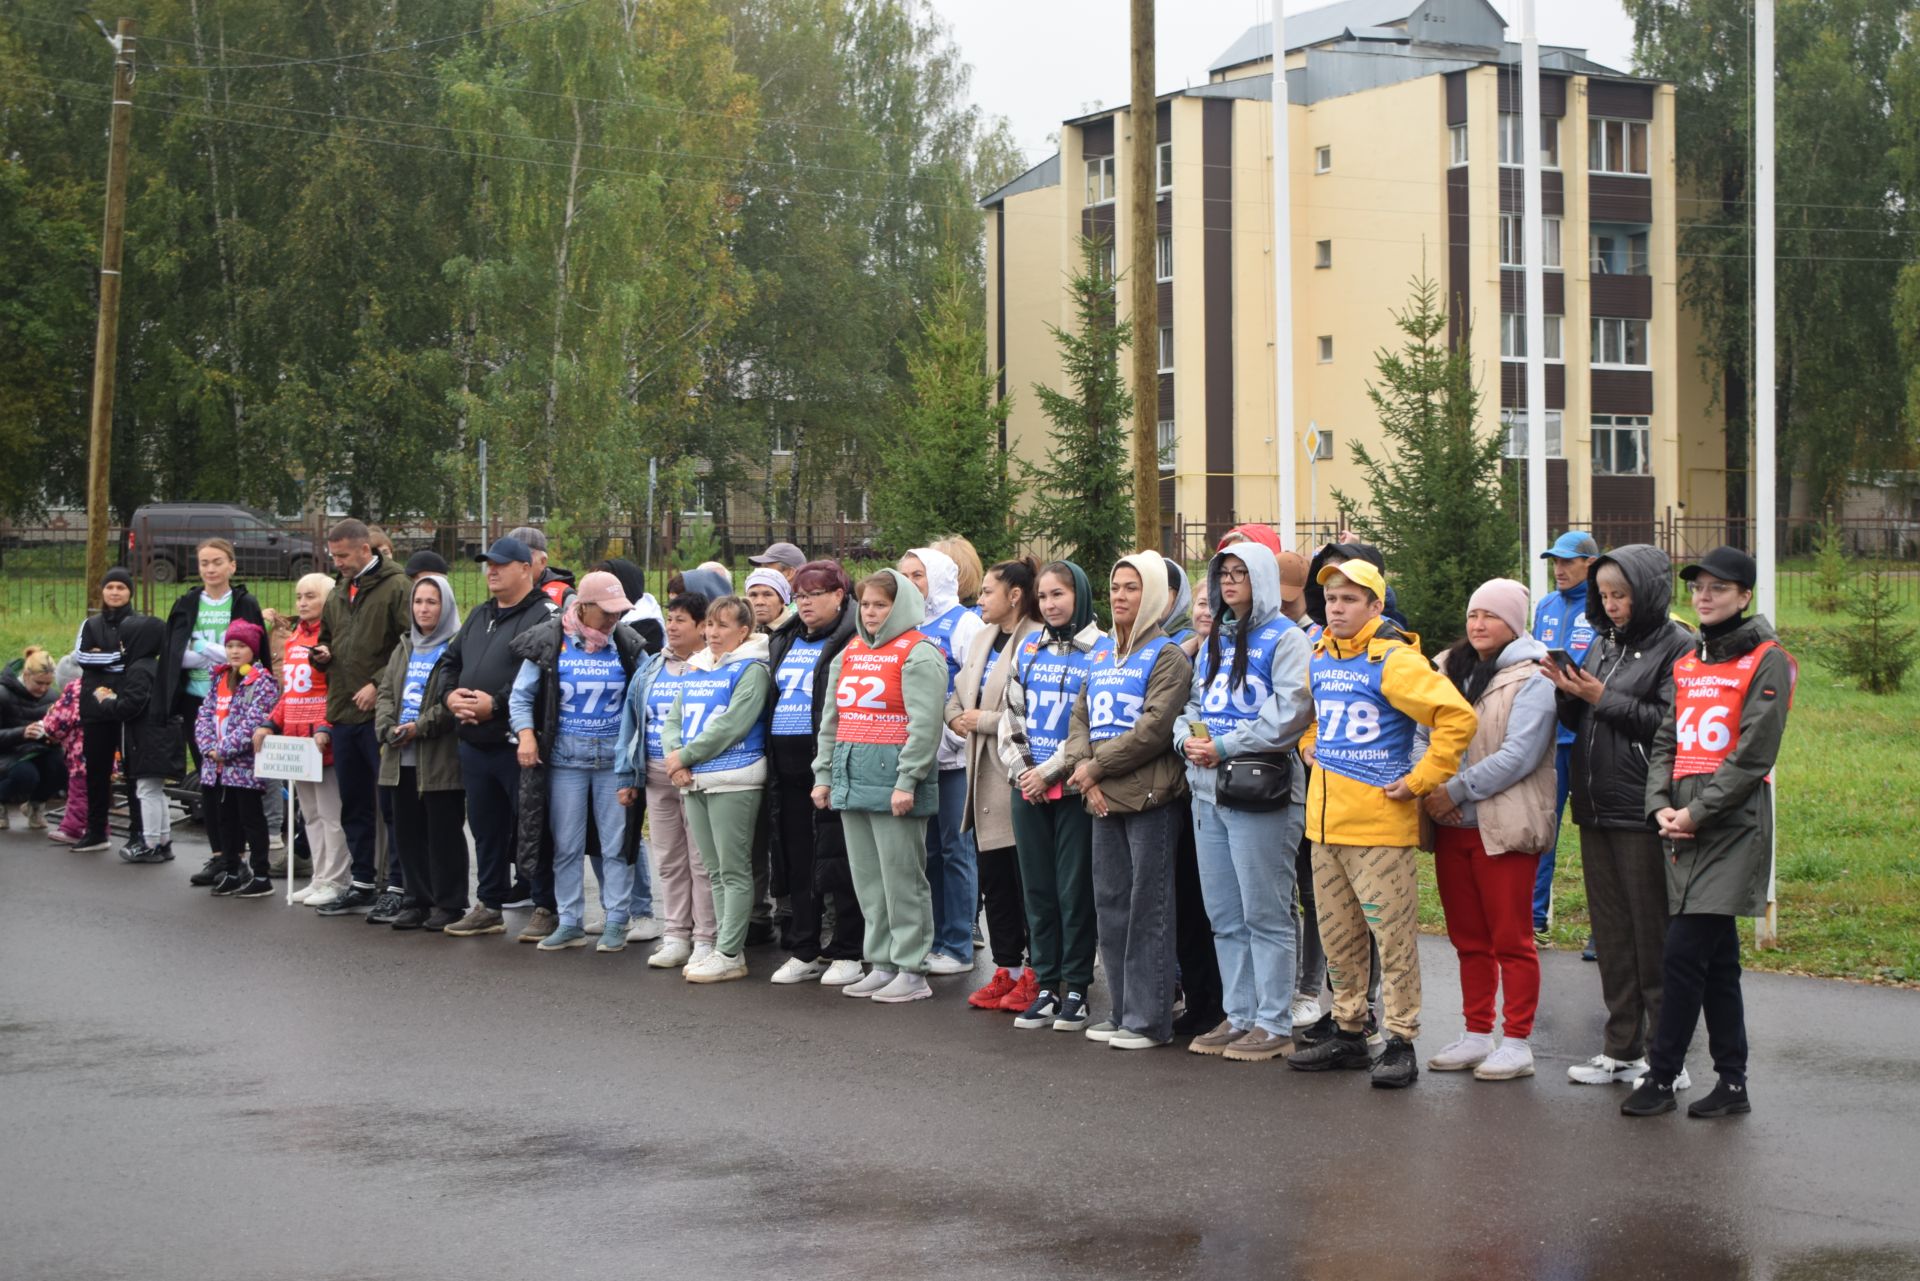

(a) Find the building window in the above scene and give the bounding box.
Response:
[1314,239,1332,269]
[1590,225,1650,275]
[1589,117,1650,176]
[1317,335,1334,363]
[1158,324,1175,373]
[1098,238,1117,282]
[1085,154,1116,205]
[1156,141,1173,192]
[1592,316,1650,367]
[681,478,711,518]
[1449,124,1469,166]
[1500,409,1565,458]
[1311,430,1334,461]
[1497,113,1560,168]
[1315,145,1332,174]
[1500,313,1564,361]
[770,425,793,456]
[1157,418,1176,472]
[1499,214,1562,268]
[1592,414,1652,475]
[1155,231,1173,282]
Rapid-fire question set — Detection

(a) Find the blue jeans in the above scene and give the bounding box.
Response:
[924,767,979,963]
[1192,797,1304,1037]
[548,734,632,929]
[590,836,653,921]
[1533,743,1573,929]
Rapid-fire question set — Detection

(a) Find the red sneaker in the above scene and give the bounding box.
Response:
[968,968,1016,1009]
[996,969,1038,1013]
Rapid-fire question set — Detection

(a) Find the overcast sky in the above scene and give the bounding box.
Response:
[929,0,1639,166]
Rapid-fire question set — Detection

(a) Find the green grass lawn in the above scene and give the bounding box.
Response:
[4,581,1913,984]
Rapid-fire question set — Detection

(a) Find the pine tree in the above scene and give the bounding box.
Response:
[873,250,1019,561]
[1809,515,1849,615]
[1333,275,1519,642]
[1814,563,1918,694]
[1019,235,1135,590]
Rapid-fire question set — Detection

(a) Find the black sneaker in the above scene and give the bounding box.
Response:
[72,833,111,853]
[1621,1077,1678,1117]
[211,870,251,896]
[1288,1027,1372,1072]
[117,840,151,863]
[390,906,429,931]
[1687,1077,1751,1119]
[364,890,407,925]
[1293,1011,1338,1049]
[1052,991,1092,1033]
[235,876,275,898]
[189,857,225,887]
[422,908,461,932]
[1370,1035,1419,1089]
[1013,989,1060,1030]
[317,884,379,916]
[1582,935,1598,962]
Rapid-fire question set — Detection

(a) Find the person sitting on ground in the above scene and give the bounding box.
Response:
[0,647,61,832]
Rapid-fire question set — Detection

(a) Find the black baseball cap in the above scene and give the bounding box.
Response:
[406,549,451,577]
[476,536,534,566]
[1680,546,1757,590]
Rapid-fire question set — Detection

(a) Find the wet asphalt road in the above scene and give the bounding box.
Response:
[3,824,1919,1281]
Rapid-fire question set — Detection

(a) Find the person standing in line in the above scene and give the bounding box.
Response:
[1289,560,1475,1089]
[748,542,807,586]
[1065,551,1193,1050]
[112,618,176,864]
[1175,540,1312,1063]
[897,545,984,974]
[510,526,577,610]
[162,542,264,882]
[1161,556,1224,1037]
[73,568,140,853]
[811,569,946,1004]
[1417,579,1559,1081]
[1531,531,1600,946]
[997,561,1108,1033]
[193,620,281,897]
[617,591,719,970]
[745,568,795,636]
[1274,549,1328,1030]
[310,519,411,918]
[665,596,772,982]
[1622,547,1794,1121]
[376,574,468,931]
[763,561,866,986]
[255,574,349,901]
[509,571,651,952]
[947,557,1044,1013]
[440,537,559,938]
[1544,545,1696,1089]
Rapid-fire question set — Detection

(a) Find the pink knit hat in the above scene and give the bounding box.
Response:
[1467,578,1530,640]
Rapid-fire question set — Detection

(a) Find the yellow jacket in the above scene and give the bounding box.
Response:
[1301,617,1477,848]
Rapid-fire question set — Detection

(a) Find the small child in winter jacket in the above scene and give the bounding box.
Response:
[193,619,281,896]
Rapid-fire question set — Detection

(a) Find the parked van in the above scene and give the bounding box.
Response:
[128,503,319,583]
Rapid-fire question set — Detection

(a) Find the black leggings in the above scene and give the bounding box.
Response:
[1649,912,1748,1084]
[977,844,1028,969]
[82,720,122,840]
[389,770,469,914]
[210,783,270,878]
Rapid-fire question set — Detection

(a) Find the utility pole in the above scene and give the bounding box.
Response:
[1754,0,1780,950]
[1271,2,1298,549]
[1128,0,1160,553]
[84,18,138,610]
[1521,0,1549,602]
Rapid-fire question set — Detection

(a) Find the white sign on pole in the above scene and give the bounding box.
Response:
[255,735,323,783]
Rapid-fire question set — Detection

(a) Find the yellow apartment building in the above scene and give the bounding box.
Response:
[982,0,1728,552]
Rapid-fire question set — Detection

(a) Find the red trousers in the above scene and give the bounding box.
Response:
[1433,825,1540,1039]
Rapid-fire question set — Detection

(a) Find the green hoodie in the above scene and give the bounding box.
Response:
[811,568,946,816]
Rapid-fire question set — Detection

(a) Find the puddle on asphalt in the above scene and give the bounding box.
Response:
[0,1012,264,1099]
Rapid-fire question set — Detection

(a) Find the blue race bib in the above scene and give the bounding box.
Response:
[771,635,826,737]
[555,639,627,739]
[678,658,768,773]
[1086,637,1170,743]
[923,604,969,695]
[1308,645,1417,788]
[400,642,446,727]
[1020,639,1106,767]
[645,665,684,760]
[1198,617,1294,738]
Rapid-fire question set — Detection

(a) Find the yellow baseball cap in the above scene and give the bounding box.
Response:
[1316,559,1387,600]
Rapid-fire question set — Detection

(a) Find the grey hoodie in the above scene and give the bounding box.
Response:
[1417,633,1557,825]
[1172,541,1313,805]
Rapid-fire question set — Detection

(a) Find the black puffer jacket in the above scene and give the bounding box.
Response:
[509,617,652,883]
[0,666,58,773]
[1558,543,1695,830]
[764,596,858,778]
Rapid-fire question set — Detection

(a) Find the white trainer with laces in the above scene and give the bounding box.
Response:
[819,959,865,987]
[1473,1040,1535,1080]
[1567,1054,1649,1085]
[686,942,714,969]
[648,937,692,969]
[771,957,827,985]
[843,968,896,998]
[627,916,664,942]
[1426,1034,1494,1072]
[1288,993,1322,1030]
[870,972,932,1003]
[304,884,347,910]
[925,952,971,976]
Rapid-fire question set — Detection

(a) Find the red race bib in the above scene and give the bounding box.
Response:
[834,632,925,746]
[1670,639,1796,779]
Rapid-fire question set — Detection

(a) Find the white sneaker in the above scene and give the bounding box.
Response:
[1633,1066,1692,1091]
[627,915,664,942]
[686,942,714,968]
[1473,1040,1535,1080]
[844,968,896,998]
[1427,1034,1493,1072]
[686,950,747,983]
[583,916,605,935]
[819,959,865,987]
[1288,993,1323,1029]
[925,952,972,976]
[870,972,933,1003]
[1567,1054,1649,1085]
[288,884,316,905]
[771,957,827,985]
[648,937,692,969]
[305,884,347,909]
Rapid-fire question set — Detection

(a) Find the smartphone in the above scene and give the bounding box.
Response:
[1545,648,1578,671]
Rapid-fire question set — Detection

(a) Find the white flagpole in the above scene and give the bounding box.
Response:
[1521,0,1549,602]
[1272,2,1299,549]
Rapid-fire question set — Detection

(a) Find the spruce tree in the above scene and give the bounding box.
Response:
[1334,276,1519,642]
[1815,563,1918,694]
[1019,235,1135,590]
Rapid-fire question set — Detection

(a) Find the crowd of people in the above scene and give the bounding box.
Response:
[0,518,1794,1119]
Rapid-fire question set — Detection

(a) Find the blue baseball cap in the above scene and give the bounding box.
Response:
[1541,531,1601,560]
[476,536,534,566]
